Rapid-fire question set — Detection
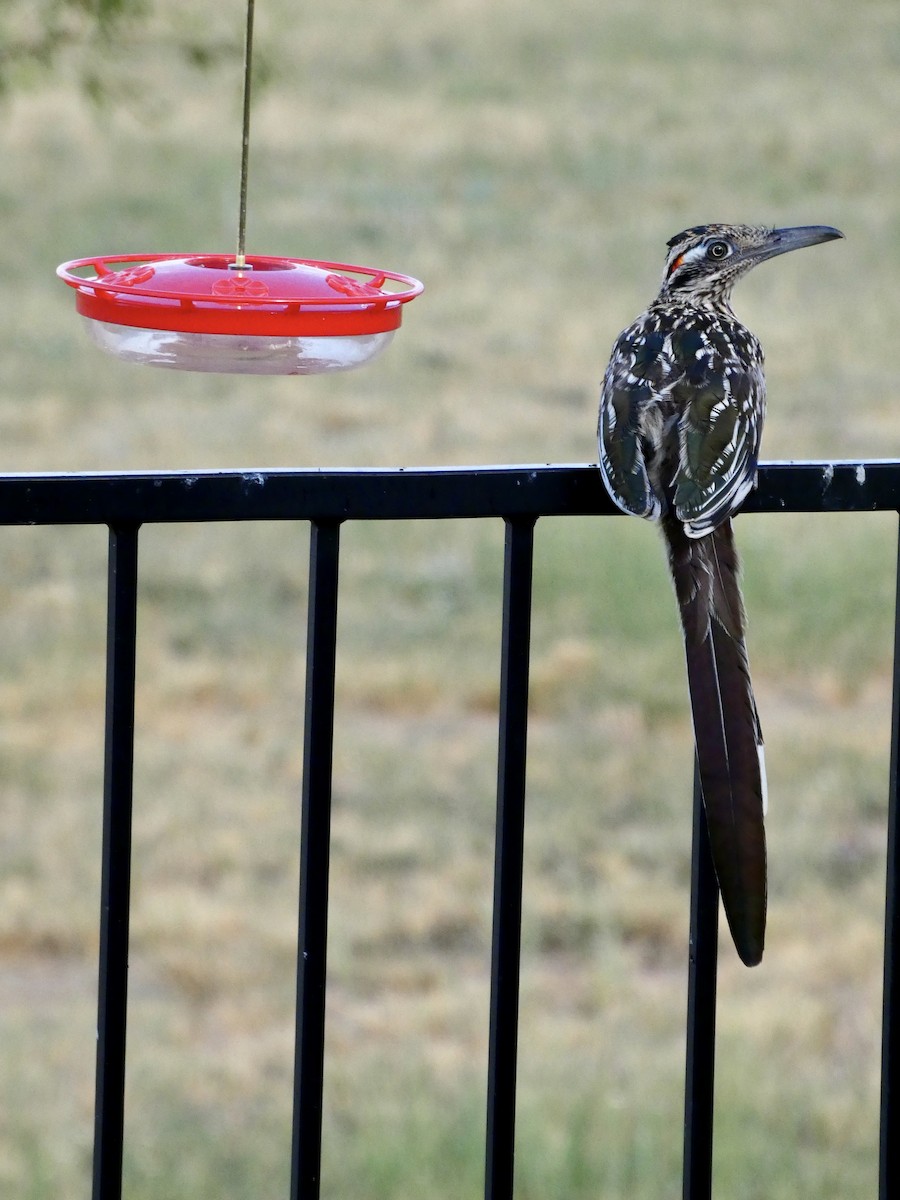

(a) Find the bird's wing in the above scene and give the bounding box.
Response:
[670,325,765,538]
[598,325,668,521]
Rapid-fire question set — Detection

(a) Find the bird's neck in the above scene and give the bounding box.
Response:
[654,286,736,317]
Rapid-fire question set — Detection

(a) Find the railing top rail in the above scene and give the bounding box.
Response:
[0,460,897,526]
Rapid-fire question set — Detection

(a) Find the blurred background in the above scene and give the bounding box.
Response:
[1,1,899,1196]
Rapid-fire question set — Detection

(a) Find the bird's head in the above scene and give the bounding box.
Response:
[659,222,843,304]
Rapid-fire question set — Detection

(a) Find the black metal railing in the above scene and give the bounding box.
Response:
[1,460,898,1200]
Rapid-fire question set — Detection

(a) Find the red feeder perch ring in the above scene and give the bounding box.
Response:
[57,253,424,375]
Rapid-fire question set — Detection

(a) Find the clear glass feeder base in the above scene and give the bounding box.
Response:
[83,320,395,375]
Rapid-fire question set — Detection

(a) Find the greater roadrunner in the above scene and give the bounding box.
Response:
[598,223,842,965]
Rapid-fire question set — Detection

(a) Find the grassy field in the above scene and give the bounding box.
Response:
[2,0,900,1197]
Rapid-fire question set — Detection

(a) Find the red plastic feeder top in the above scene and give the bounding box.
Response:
[57,253,424,375]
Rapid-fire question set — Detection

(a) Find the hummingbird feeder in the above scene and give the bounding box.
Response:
[57,1,422,375]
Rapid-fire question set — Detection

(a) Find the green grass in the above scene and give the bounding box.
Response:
[1,0,900,1196]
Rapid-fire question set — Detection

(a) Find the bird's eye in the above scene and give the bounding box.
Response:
[707,241,730,260]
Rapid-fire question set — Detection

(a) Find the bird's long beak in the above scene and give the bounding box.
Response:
[752,225,844,264]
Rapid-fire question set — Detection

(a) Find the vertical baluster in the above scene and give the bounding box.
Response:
[291,520,341,1200]
[879,522,900,1199]
[683,763,719,1200]
[485,515,536,1200]
[92,524,140,1200]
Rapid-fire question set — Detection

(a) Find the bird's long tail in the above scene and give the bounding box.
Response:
[663,515,767,966]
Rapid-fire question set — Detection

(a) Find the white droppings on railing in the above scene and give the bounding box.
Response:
[822,463,834,488]
[856,464,867,485]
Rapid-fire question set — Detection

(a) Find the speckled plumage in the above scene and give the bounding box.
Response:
[598,223,843,965]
